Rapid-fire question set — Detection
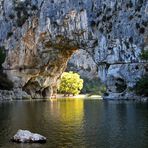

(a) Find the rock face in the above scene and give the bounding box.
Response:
[67,49,98,79]
[0,0,147,99]
[11,130,46,143]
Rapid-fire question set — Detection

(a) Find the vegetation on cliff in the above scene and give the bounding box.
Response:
[140,49,148,60]
[59,72,83,96]
[82,78,106,95]
[134,74,148,97]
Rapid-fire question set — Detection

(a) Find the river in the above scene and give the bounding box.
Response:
[0,99,148,148]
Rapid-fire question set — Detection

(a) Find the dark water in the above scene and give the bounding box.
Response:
[0,99,148,148]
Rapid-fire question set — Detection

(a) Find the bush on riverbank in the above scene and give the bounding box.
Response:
[134,74,148,97]
[58,72,83,96]
[81,77,106,95]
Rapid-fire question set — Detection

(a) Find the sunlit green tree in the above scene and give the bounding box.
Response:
[59,71,83,96]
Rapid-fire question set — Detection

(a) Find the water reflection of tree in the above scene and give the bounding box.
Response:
[47,99,85,146]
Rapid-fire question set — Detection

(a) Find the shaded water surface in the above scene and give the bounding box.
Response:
[0,99,148,148]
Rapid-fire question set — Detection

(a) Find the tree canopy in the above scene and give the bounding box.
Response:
[59,71,83,96]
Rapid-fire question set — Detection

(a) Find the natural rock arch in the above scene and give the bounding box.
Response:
[0,0,147,100]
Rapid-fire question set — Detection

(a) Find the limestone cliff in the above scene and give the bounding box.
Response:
[0,0,147,100]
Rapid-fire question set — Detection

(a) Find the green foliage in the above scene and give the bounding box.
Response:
[0,47,6,69]
[140,49,148,60]
[59,72,83,96]
[134,74,148,97]
[82,78,106,95]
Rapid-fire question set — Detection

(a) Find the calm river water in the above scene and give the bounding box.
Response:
[0,99,148,148]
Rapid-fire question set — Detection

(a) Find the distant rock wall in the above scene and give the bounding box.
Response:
[0,0,147,100]
[67,49,98,79]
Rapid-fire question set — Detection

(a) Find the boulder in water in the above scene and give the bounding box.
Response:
[11,130,46,143]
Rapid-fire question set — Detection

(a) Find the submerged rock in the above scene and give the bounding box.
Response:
[11,130,46,143]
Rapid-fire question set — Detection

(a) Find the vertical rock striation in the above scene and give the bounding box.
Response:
[0,0,147,100]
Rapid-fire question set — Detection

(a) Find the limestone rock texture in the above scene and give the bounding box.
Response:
[67,49,98,79]
[0,0,147,99]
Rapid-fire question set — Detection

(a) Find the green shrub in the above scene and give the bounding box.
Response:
[140,50,148,60]
[58,71,83,96]
[82,78,106,95]
[134,74,148,97]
